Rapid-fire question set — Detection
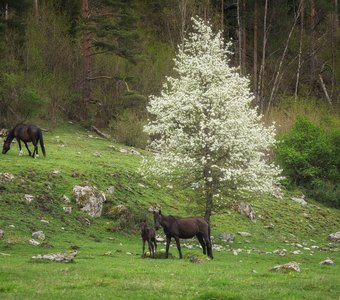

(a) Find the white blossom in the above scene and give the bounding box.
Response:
[142,17,281,197]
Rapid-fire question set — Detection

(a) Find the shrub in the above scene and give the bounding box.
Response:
[277,117,340,207]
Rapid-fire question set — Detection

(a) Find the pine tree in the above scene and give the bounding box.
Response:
[143,17,281,223]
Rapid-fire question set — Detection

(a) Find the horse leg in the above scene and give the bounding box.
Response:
[196,234,207,255]
[23,141,32,157]
[174,237,183,259]
[165,236,171,259]
[148,239,154,258]
[32,139,39,158]
[16,139,23,156]
[142,239,145,257]
[153,238,158,257]
[203,234,213,259]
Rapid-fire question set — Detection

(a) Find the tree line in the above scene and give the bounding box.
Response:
[0,1,338,133]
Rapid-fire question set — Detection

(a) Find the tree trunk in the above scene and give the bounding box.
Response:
[253,0,258,102]
[82,0,91,121]
[241,0,246,75]
[34,0,39,18]
[237,0,242,73]
[258,0,268,112]
[295,0,304,99]
[331,0,338,96]
[204,176,213,223]
[309,0,316,87]
[5,2,8,20]
[220,0,224,32]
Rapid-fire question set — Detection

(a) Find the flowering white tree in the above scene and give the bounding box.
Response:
[143,17,281,223]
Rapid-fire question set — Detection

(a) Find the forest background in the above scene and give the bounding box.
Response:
[0,0,339,207]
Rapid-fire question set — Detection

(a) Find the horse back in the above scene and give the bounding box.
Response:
[176,217,209,239]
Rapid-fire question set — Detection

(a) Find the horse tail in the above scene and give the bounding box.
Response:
[38,129,46,157]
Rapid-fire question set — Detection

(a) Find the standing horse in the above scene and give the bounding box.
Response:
[140,219,157,258]
[151,208,213,259]
[2,124,46,158]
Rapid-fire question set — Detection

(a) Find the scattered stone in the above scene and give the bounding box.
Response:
[291,250,301,255]
[212,245,224,252]
[238,232,252,237]
[272,186,284,199]
[328,232,340,243]
[232,249,243,256]
[73,185,106,217]
[106,186,115,194]
[8,225,15,228]
[63,207,72,214]
[189,255,203,263]
[293,243,303,248]
[320,259,334,265]
[0,128,8,137]
[106,237,115,241]
[0,173,14,182]
[217,233,235,242]
[23,194,35,204]
[137,183,146,188]
[32,231,45,240]
[311,245,319,249]
[120,148,129,154]
[264,224,275,230]
[0,252,10,256]
[41,242,54,248]
[104,251,113,256]
[273,249,286,256]
[0,229,4,239]
[156,236,165,242]
[126,252,132,255]
[232,201,256,222]
[40,219,49,224]
[29,239,40,246]
[271,262,300,273]
[62,195,71,203]
[94,151,102,157]
[32,251,77,263]
[51,170,60,175]
[291,194,307,206]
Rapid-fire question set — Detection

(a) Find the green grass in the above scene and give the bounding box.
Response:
[0,124,339,299]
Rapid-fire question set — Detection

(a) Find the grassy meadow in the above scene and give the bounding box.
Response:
[0,124,339,299]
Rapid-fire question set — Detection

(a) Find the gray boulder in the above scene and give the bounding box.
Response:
[32,251,77,263]
[73,185,106,217]
[271,261,300,273]
[32,231,45,240]
[0,229,4,239]
[328,232,340,243]
[232,201,256,222]
[217,233,235,242]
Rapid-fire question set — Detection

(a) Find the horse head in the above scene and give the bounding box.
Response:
[2,137,11,154]
[148,205,162,230]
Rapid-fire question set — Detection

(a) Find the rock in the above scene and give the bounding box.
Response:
[137,183,146,188]
[156,236,165,242]
[32,251,77,263]
[272,186,284,199]
[217,233,235,242]
[51,170,60,175]
[106,186,115,194]
[23,194,35,204]
[291,250,301,255]
[73,185,106,217]
[232,249,243,256]
[189,255,203,263]
[0,128,8,137]
[29,239,40,246]
[328,232,340,243]
[32,231,45,240]
[8,225,15,228]
[291,195,307,206]
[63,207,72,214]
[238,232,252,237]
[320,259,334,265]
[120,148,129,154]
[271,262,300,273]
[94,151,102,157]
[0,173,14,182]
[264,224,275,230]
[62,195,71,203]
[273,249,286,256]
[0,229,4,239]
[40,219,49,224]
[232,201,256,223]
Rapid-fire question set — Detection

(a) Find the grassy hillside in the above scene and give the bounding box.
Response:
[0,125,339,299]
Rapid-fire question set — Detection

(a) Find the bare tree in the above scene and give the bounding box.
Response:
[82,0,91,120]
[253,0,258,102]
[34,0,39,18]
[309,0,317,86]
[295,0,304,99]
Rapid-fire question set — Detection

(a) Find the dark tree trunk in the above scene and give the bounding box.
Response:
[253,0,258,102]
[309,0,317,87]
[82,0,91,120]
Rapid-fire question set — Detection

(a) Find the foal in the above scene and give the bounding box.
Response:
[140,220,157,258]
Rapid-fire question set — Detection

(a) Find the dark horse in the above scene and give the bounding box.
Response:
[2,124,46,158]
[140,220,157,258]
[152,209,213,259]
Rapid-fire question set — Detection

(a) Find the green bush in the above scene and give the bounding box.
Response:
[277,117,340,206]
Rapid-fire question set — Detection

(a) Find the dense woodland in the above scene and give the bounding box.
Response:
[0,1,338,132]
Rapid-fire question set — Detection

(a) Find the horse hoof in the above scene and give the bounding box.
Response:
[35,154,39,158]
[19,150,23,156]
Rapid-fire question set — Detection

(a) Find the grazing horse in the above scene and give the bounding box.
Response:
[152,209,213,259]
[140,220,157,258]
[2,124,46,158]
